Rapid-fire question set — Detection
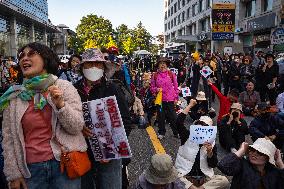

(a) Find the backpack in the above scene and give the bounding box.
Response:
[108,79,135,107]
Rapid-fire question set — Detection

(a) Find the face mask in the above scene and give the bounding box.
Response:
[83,67,104,81]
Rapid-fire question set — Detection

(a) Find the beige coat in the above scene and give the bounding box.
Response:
[2,78,87,181]
[132,96,144,116]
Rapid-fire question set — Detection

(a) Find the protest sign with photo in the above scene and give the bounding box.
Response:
[200,66,213,78]
[82,96,132,161]
[189,125,217,144]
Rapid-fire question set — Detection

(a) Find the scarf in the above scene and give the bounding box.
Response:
[0,74,56,111]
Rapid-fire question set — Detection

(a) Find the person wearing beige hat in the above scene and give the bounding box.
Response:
[73,48,132,189]
[219,103,248,153]
[218,138,284,189]
[189,91,210,121]
[174,99,229,189]
[132,154,191,189]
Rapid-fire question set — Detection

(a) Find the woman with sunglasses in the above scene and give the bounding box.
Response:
[218,138,284,189]
[0,42,87,189]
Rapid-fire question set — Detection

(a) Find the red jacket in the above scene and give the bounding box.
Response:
[210,84,232,122]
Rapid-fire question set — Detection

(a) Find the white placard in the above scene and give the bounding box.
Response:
[189,125,217,144]
[170,68,178,75]
[200,66,213,78]
[82,96,132,161]
[181,87,191,97]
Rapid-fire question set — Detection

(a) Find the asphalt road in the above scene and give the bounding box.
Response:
[127,98,254,188]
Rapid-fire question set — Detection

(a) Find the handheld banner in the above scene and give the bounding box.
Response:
[189,125,217,144]
[82,96,132,161]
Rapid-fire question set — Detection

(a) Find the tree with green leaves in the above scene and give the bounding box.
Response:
[132,22,152,51]
[76,14,114,49]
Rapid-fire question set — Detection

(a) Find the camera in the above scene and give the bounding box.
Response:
[232,111,239,119]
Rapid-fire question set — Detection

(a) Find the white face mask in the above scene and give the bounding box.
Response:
[83,67,104,81]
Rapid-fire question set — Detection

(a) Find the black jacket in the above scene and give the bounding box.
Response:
[219,115,248,152]
[218,153,284,189]
[74,78,132,136]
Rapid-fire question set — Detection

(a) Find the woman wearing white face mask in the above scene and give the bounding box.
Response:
[73,48,132,189]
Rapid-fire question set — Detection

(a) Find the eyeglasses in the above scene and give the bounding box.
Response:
[248,147,267,157]
[18,49,39,60]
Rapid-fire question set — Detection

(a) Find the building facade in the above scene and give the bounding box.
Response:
[164,0,284,54]
[236,0,284,54]
[0,0,60,57]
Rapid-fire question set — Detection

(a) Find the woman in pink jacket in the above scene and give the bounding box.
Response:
[151,57,179,139]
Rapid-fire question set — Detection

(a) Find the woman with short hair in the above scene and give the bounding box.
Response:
[0,42,86,189]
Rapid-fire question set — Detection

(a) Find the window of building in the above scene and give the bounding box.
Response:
[246,0,256,17]
[200,19,206,31]
[174,3,177,13]
[174,17,177,26]
[168,22,170,30]
[199,0,204,12]
[182,0,185,6]
[178,0,181,9]
[165,12,167,20]
[207,0,211,8]
[263,0,273,12]
[192,4,196,16]
[165,24,167,31]
[168,0,171,6]
[171,6,174,15]
[187,7,190,19]
[182,11,185,22]
[178,14,181,24]
[168,10,170,17]
[171,20,174,28]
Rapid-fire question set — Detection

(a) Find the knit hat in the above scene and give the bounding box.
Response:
[144,154,179,185]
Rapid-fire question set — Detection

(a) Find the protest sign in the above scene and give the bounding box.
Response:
[82,96,132,161]
[200,66,213,78]
[189,125,217,144]
[170,68,178,75]
[181,87,191,97]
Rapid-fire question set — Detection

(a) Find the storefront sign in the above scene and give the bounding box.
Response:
[247,13,276,32]
[82,96,132,161]
[212,0,235,41]
[197,32,210,41]
[271,28,284,45]
[254,34,270,43]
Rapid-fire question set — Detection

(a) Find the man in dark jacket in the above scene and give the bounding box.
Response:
[219,103,248,152]
[249,102,284,149]
[228,55,242,92]
[74,48,132,189]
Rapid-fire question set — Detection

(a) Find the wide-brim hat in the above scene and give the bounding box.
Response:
[231,103,243,112]
[196,91,206,101]
[81,48,106,63]
[144,154,179,185]
[157,57,171,66]
[249,138,277,166]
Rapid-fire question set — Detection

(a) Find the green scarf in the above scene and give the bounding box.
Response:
[0,74,56,111]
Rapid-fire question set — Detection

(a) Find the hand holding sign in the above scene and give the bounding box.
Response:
[200,66,213,78]
[189,125,217,144]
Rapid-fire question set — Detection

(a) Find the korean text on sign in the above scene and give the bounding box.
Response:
[82,96,132,161]
[189,125,217,144]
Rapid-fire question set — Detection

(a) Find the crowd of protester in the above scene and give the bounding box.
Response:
[0,42,284,189]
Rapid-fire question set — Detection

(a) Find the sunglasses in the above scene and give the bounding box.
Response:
[248,147,267,157]
[18,49,39,60]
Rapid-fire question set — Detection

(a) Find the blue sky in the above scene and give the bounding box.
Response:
[48,0,164,36]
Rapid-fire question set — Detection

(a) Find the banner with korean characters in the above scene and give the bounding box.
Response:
[212,0,235,41]
[82,96,132,161]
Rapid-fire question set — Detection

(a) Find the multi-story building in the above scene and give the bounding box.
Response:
[164,0,214,53]
[235,0,284,54]
[164,0,283,54]
[0,0,60,57]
